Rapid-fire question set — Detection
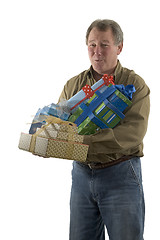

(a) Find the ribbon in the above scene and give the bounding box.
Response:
[74,85,126,129]
[74,86,116,126]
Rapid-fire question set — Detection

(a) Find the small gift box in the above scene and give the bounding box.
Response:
[18,133,88,162]
[19,116,89,162]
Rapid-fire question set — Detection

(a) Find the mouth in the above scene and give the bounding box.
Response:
[94,59,103,63]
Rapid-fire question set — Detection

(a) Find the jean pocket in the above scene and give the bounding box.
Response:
[128,157,143,191]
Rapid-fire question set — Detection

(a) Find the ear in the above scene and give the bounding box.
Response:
[117,42,123,55]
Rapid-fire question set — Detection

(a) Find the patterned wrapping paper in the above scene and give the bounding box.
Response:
[37,122,84,143]
[18,117,89,162]
[18,133,89,162]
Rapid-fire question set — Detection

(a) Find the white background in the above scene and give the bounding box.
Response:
[0,0,159,239]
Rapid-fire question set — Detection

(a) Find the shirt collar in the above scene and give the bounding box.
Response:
[113,60,123,80]
[88,60,123,83]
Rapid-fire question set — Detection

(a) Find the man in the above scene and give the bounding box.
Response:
[59,19,150,240]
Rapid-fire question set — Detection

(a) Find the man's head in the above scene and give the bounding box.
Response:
[86,19,123,77]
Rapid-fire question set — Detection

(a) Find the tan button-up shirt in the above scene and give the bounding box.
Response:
[58,61,150,164]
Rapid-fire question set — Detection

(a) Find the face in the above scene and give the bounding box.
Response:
[87,27,123,76]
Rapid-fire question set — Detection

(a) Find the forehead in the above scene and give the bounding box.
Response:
[88,27,114,43]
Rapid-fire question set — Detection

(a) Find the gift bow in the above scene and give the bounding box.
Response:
[82,85,95,98]
[82,75,115,98]
[102,74,115,86]
[115,84,136,100]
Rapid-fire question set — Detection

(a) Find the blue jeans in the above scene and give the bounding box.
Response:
[69,157,145,240]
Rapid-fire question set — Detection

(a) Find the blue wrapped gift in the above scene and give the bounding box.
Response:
[73,86,125,127]
[48,103,70,121]
[29,103,70,134]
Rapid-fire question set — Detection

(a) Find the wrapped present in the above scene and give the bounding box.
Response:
[19,116,89,162]
[47,103,70,120]
[69,84,135,135]
[67,74,115,112]
[29,103,70,134]
[36,120,83,143]
[28,74,135,137]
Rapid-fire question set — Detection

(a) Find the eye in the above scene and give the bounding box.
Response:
[89,43,96,47]
[101,43,109,47]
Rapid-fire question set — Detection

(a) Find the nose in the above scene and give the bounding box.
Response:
[94,46,102,56]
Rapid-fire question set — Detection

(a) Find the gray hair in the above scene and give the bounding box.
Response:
[86,19,123,45]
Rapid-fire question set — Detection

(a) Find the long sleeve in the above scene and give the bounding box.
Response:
[83,74,150,162]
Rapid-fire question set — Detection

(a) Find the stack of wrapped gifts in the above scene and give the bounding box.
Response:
[67,74,135,134]
[19,116,89,162]
[18,74,136,161]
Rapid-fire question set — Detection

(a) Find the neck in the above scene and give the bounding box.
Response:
[91,61,118,81]
[92,71,103,81]
[92,68,116,82]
